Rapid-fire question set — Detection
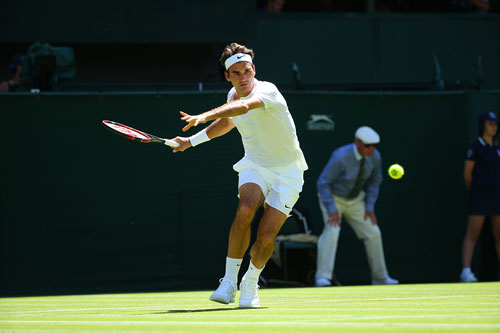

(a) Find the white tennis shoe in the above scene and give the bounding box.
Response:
[239,278,260,308]
[209,278,236,304]
[460,271,478,283]
[315,278,332,287]
[372,276,399,285]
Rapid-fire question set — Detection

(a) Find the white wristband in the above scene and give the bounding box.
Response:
[189,129,210,147]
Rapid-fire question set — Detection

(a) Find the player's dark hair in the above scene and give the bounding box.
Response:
[219,43,254,70]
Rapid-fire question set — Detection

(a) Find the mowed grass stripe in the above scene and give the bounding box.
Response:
[2,320,500,327]
[1,320,500,333]
[1,282,499,332]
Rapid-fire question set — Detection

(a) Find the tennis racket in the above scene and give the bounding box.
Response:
[102,120,179,147]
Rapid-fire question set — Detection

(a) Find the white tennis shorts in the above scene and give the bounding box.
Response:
[233,157,304,216]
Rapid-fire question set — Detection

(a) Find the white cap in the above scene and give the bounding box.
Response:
[355,126,380,144]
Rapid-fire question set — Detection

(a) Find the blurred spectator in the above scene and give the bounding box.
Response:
[470,0,490,11]
[17,42,75,92]
[259,0,286,12]
[451,0,493,12]
[460,111,500,282]
[328,1,366,12]
[318,0,334,11]
[0,54,24,92]
[258,0,494,12]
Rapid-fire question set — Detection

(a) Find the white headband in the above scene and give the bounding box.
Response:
[224,53,253,70]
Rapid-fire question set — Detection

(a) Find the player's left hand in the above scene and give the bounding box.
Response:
[365,211,377,225]
[180,111,207,132]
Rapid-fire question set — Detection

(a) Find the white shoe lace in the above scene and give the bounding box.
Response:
[240,279,259,299]
[218,278,236,295]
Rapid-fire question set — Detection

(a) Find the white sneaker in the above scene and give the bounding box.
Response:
[372,276,399,285]
[239,278,260,308]
[209,278,236,304]
[460,271,478,283]
[315,278,332,287]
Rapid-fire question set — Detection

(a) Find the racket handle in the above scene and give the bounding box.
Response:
[163,139,180,148]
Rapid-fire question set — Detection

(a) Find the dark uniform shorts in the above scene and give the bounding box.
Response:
[469,191,500,215]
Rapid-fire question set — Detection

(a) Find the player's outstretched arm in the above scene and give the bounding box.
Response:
[180,97,264,132]
[171,118,235,153]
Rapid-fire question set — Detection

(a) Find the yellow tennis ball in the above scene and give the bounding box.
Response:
[388,164,404,179]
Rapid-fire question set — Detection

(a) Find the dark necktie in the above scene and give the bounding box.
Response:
[349,158,365,198]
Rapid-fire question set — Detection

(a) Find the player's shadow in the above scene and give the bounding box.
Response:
[151,307,268,314]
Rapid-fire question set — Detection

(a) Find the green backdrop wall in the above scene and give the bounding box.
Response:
[254,13,500,89]
[1,89,499,295]
[1,10,499,89]
[0,0,255,43]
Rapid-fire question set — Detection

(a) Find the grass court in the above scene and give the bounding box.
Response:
[1,282,499,332]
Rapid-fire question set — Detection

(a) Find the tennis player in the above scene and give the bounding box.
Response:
[171,42,308,307]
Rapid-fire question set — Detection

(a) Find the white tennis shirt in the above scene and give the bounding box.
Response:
[227,79,308,171]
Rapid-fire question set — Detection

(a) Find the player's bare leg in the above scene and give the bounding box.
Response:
[239,205,287,307]
[228,183,265,259]
[210,183,264,304]
[250,205,287,268]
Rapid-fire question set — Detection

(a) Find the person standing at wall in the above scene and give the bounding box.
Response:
[0,54,24,92]
[460,111,500,282]
[171,42,308,307]
[315,126,398,287]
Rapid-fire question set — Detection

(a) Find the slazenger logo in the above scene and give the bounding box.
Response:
[306,114,334,131]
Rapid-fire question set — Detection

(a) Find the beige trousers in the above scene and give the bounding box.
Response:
[315,192,389,281]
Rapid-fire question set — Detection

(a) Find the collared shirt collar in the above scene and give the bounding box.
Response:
[353,144,363,161]
[478,136,497,147]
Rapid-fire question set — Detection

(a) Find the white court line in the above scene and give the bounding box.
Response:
[0,306,168,315]
[289,294,500,303]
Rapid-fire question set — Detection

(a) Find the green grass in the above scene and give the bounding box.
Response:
[1,282,499,332]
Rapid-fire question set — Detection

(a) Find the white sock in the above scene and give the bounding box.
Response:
[462,267,471,275]
[223,257,242,283]
[242,260,264,282]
